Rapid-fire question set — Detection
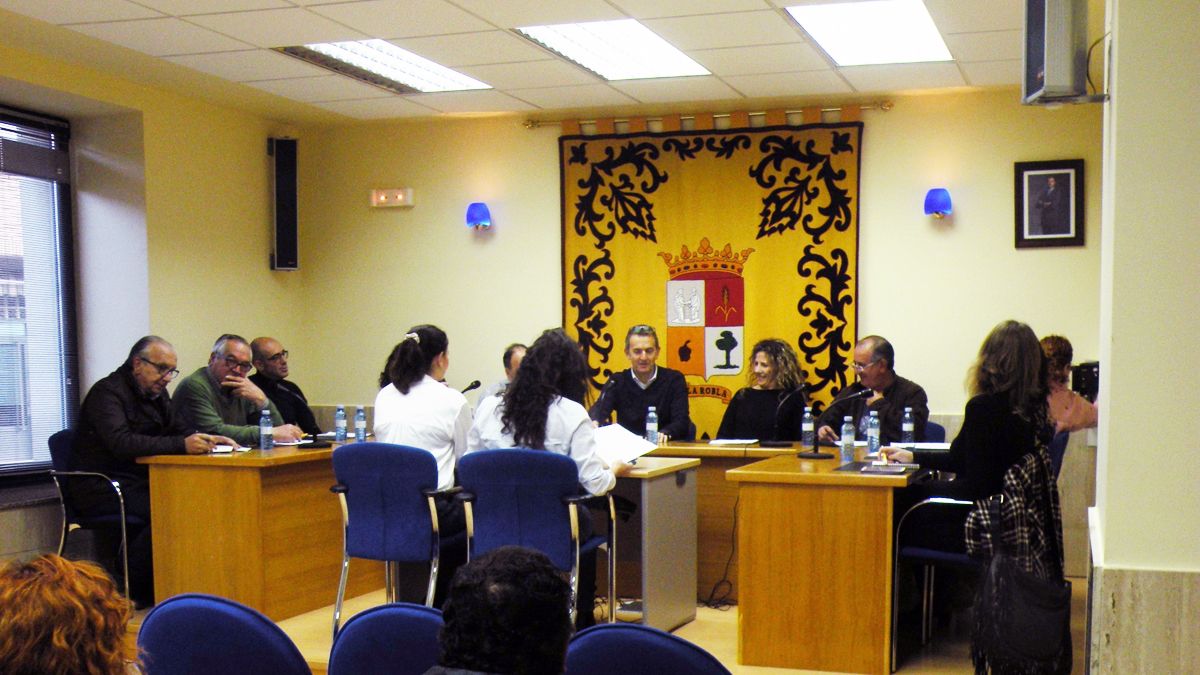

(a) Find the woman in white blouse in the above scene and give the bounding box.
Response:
[467,327,628,627]
[374,324,471,533]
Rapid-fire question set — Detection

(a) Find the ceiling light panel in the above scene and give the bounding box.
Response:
[517,19,709,81]
[786,0,952,67]
[277,40,491,94]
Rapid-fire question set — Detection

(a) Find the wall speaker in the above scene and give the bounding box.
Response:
[268,138,299,270]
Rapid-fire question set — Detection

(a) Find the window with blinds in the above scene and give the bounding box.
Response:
[0,105,77,474]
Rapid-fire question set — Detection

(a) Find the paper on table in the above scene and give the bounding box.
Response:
[708,438,757,446]
[273,439,313,446]
[593,423,658,466]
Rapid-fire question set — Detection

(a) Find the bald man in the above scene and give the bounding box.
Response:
[249,337,320,436]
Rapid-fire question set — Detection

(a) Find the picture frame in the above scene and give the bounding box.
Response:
[1014,159,1085,248]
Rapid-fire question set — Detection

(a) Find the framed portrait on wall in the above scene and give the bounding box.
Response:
[1014,159,1085,248]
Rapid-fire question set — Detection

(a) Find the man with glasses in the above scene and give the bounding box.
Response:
[173,334,303,447]
[70,335,238,607]
[249,336,320,436]
[816,335,929,445]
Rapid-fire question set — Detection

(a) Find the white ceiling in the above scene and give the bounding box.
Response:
[0,0,1024,122]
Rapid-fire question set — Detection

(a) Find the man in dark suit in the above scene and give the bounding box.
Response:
[249,336,320,436]
[1035,175,1070,234]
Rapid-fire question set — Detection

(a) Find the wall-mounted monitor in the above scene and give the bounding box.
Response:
[1023,0,1088,104]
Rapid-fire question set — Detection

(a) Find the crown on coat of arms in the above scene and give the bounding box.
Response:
[659,238,755,279]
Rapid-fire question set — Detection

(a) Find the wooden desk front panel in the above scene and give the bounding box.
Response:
[149,457,383,621]
[737,482,894,674]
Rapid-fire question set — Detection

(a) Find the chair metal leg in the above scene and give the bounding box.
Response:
[605,495,616,624]
[425,494,440,607]
[922,566,936,645]
[566,502,581,623]
[110,480,132,600]
[332,550,351,641]
[890,545,902,672]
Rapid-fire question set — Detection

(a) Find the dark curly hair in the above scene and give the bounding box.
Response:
[500,328,588,450]
[0,554,137,675]
[747,338,806,391]
[438,546,572,675]
[386,324,449,394]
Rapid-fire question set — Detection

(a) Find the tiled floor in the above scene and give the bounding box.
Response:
[262,575,1088,674]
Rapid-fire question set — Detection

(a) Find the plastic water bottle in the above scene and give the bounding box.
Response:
[867,410,881,457]
[354,406,367,443]
[334,405,347,442]
[259,409,274,450]
[839,415,855,463]
[801,406,815,450]
[645,406,659,444]
[901,407,915,448]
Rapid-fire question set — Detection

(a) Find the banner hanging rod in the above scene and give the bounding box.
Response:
[523,100,893,129]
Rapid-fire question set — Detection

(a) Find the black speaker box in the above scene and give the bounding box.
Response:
[268,138,298,270]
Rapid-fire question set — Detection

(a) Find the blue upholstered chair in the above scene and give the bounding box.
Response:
[330,442,462,638]
[565,623,731,675]
[328,602,443,675]
[46,428,146,599]
[1047,430,1070,478]
[137,593,309,675]
[456,449,615,624]
[890,496,980,672]
[924,420,947,442]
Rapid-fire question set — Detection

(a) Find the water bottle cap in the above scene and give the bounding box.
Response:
[843,415,851,421]
[870,410,878,416]
[648,406,656,411]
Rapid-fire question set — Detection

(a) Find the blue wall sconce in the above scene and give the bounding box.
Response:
[466,202,492,230]
[924,188,952,218]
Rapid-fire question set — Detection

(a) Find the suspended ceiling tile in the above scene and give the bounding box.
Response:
[186,7,366,48]
[407,89,538,113]
[307,0,493,39]
[691,42,828,77]
[724,70,852,98]
[459,60,598,90]
[308,95,440,120]
[135,0,290,15]
[0,0,160,24]
[924,0,1024,33]
[69,18,253,57]
[609,75,743,104]
[245,74,393,102]
[960,59,1023,87]
[448,0,625,28]
[506,83,639,110]
[945,29,1023,62]
[644,10,803,51]
[839,62,967,93]
[166,49,329,82]
[611,0,770,20]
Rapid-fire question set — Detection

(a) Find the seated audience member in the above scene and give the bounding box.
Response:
[173,334,303,447]
[426,546,573,675]
[885,320,1053,501]
[70,335,235,606]
[374,324,471,534]
[0,554,139,675]
[716,338,808,441]
[468,328,629,628]
[475,342,527,412]
[1040,334,1098,434]
[589,324,692,441]
[816,335,929,445]
[249,336,320,436]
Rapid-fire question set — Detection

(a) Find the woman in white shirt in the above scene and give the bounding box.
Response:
[374,324,471,533]
[467,328,627,628]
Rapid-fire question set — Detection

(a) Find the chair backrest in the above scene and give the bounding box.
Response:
[566,623,731,675]
[457,449,581,571]
[137,593,309,675]
[925,420,947,443]
[332,442,440,562]
[1047,430,1070,478]
[328,602,443,675]
[47,429,74,472]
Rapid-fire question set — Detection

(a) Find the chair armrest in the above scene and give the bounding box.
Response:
[51,470,127,494]
[423,485,462,498]
[455,490,475,504]
[330,484,347,494]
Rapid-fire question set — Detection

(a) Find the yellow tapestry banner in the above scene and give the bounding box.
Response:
[561,123,862,439]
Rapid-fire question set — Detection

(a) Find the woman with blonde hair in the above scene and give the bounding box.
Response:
[716,338,808,441]
[0,553,138,674]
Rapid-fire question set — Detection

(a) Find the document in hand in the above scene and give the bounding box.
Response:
[593,423,658,466]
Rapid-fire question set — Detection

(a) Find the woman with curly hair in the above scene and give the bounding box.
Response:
[716,338,808,441]
[1040,334,1098,434]
[0,554,138,675]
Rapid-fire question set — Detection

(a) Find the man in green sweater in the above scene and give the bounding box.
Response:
[172,334,304,447]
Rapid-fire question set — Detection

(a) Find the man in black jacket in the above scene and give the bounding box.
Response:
[249,336,320,436]
[589,324,692,441]
[816,335,929,445]
[70,336,234,606]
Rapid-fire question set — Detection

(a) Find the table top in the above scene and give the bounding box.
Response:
[137,444,335,468]
[650,441,799,460]
[624,456,700,479]
[726,453,919,487]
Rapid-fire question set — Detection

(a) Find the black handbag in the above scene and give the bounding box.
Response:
[970,455,1072,674]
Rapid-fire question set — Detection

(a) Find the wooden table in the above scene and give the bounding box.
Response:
[139,445,383,621]
[727,453,918,674]
[650,442,796,602]
[610,456,700,631]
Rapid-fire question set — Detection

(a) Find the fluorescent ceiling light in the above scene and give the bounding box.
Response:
[786,0,952,67]
[275,40,490,94]
[517,19,708,81]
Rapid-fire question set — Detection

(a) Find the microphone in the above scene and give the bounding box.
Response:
[460,380,481,394]
[843,387,876,400]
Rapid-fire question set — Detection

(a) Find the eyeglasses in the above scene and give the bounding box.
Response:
[223,355,253,372]
[851,358,879,372]
[140,358,180,379]
[266,350,288,363]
